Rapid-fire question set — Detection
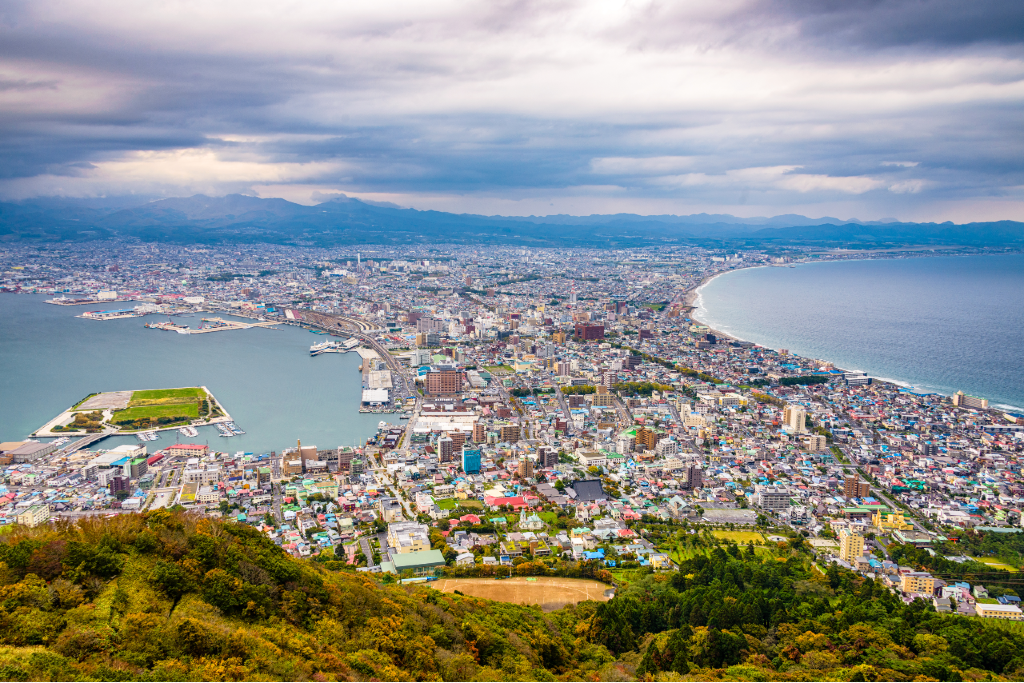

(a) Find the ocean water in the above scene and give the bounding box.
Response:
[695,254,1024,411]
[0,294,401,453]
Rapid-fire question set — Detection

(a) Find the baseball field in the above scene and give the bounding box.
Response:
[434,577,612,611]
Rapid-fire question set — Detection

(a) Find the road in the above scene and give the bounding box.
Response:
[554,386,574,436]
[613,396,633,428]
[359,536,377,568]
[387,482,416,519]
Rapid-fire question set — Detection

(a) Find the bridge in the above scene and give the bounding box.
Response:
[55,430,115,456]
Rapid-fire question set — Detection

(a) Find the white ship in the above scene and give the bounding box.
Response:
[178,426,199,438]
[310,340,344,355]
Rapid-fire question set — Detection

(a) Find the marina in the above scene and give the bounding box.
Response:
[178,425,199,438]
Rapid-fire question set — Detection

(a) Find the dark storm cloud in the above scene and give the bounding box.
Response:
[775,0,1024,50]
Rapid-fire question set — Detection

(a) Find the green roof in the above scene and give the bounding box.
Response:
[391,549,446,571]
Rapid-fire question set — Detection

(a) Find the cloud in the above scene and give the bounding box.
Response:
[0,0,1021,219]
[654,166,886,195]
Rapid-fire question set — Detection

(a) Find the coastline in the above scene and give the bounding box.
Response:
[681,259,1023,413]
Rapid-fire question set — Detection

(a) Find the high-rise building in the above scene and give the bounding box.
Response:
[472,422,486,443]
[110,476,131,495]
[783,405,808,434]
[438,436,454,463]
[843,475,871,499]
[685,465,703,490]
[499,424,520,443]
[538,446,558,469]
[635,427,658,452]
[425,369,463,395]
[449,430,467,451]
[518,458,534,478]
[839,528,865,564]
[462,447,482,474]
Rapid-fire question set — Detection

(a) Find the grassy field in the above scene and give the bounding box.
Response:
[970,557,1020,572]
[113,403,200,422]
[129,387,204,406]
[483,365,513,373]
[459,499,483,509]
[712,530,765,543]
[436,498,458,510]
[434,577,611,611]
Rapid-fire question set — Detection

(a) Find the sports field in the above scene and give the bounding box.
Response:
[434,577,612,611]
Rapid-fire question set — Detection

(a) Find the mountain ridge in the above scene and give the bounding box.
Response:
[1,193,1021,247]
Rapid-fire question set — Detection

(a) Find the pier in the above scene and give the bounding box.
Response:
[147,317,279,334]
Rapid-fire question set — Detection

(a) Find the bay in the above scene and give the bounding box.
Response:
[695,253,1024,411]
[0,294,400,453]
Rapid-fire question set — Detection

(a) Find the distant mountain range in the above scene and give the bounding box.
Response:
[2,193,1022,248]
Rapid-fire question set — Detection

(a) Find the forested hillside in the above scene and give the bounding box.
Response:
[1,511,1023,682]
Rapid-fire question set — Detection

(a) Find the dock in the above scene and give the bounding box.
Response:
[178,317,278,334]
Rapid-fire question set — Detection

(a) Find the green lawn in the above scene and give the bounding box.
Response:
[113,403,199,422]
[130,387,203,403]
[483,365,513,372]
[436,498,457,510]
[969,557,1020,572]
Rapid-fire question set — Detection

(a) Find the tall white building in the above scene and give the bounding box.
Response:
[783,405,808,434]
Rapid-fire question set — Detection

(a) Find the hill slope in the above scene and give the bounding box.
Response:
[1,512,1023,681]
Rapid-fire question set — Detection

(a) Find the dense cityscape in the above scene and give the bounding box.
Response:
[3,241,1023,630]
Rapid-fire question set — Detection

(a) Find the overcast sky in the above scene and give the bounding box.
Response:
[2,0,1023,221]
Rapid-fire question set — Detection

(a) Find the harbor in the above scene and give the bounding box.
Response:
[3,294,402,455]
[146,317,279,334]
